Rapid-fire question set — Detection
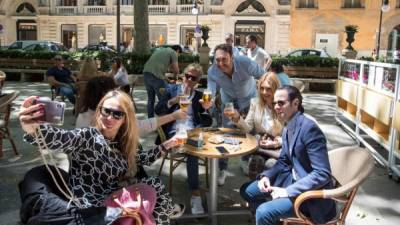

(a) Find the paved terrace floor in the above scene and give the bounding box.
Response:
[0,82,399,225]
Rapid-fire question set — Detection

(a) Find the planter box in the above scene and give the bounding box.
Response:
[284,66,338,79]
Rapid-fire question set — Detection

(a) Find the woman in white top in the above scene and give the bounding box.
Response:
[226,72,283,176]
[109,57,129,87]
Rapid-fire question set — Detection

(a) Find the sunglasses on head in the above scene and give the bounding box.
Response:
[272,100,290,107]
[184,73,199,82]
[100,107,125,120]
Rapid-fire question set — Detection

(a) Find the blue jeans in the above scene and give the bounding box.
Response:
[186,155,200,190]
[58,86,76,104]
[143,72,167,118]
[240,181,295,225]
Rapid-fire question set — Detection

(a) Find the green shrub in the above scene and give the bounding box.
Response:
[271,56,339,67]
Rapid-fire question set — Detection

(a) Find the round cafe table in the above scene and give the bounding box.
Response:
[182,127,258,225]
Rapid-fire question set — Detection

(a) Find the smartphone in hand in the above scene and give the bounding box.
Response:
[36,97,66,125]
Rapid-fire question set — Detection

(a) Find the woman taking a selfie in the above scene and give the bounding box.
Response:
[19,90,184,225]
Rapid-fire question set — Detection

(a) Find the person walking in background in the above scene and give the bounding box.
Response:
[225,73,283,177]
[143,45,182,118]
[269,63,292,86]
[46,55,76,104]
[240,85,336,225]
[207,44,265,186]
[246,34,272,71]
[224,32,241,57]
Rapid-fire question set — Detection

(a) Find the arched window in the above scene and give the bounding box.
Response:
[16,3,36,13]
[236,0,266,13]
[388,25,400,52]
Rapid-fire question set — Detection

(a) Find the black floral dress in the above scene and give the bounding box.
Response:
[25,125,174,225]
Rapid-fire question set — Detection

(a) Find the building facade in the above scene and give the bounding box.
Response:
[290,0,400,57]
[0,0,291,54]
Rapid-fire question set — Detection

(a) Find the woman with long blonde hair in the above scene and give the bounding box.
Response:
[226,72,283,177]
[19,90,185,225]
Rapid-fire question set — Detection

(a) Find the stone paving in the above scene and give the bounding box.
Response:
[0,82,399,225]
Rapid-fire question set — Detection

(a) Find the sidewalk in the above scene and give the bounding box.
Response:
[0,82,399,225]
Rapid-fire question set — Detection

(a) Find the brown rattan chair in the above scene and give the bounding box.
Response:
[74,81,88,116]
[282,146,375,225]
[0,91,20,157]
[157,127,209,193]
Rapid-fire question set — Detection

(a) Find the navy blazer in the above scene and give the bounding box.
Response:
[155,85,212,138]
[260,113,336,224]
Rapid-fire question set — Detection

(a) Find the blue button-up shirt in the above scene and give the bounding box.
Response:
[207,55,265,111]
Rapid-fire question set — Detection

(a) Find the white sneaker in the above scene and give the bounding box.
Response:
[170,203,185,219]
[217,170,227,186]
[190,196,205,215]
[239,159,249,175]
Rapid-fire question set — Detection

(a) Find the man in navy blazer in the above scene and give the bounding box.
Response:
[240,85,336,225]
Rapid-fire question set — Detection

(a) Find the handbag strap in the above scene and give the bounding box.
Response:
[34,127,83,208]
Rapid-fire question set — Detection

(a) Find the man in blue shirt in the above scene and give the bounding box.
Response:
[46,55,76,104]
[207,44,265,185]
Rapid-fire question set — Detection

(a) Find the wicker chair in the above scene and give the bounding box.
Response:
[157,127,209,193]
[281,146,375,225]
[0,91,20,157]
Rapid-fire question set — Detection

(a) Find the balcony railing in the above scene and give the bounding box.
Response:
[84,6,107,14]
[149,5,169,14]
[177,4,203,14]
[56,6,78,15]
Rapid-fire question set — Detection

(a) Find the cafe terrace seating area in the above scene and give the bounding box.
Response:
[0,79,399,225]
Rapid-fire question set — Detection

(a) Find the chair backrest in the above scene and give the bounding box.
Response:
[328,146,374,194]
[292,80,305,93]
[0,91,20,113]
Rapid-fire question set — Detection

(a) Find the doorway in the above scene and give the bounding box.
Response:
[234,20,265,48]
[17,20,37,40]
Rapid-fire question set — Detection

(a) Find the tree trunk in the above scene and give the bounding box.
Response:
[134,0,150,54]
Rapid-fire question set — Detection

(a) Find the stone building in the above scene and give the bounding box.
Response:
[0,0,291,54]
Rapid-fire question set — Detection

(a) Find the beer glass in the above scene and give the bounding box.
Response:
[224,102,235,118]
[176,126,188,153]
[179,95,191,110]
[202,89,212,104]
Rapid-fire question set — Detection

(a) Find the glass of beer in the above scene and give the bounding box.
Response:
[202,89,212,104]
[224,102,235,118]
[179,95,191,110]
[176,126,188,153]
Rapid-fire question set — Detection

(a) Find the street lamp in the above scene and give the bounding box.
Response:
[377,0,390,58]
[192,0,201,54]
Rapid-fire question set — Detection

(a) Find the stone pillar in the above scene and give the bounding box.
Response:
[170,0,177,13]
[49,0,56,14]
[199,46,210,73]
[203,0,210,14]
[77,0,84,14]
[106,0,114,14]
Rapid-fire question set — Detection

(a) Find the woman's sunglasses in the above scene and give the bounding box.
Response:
[100,107,125,120]
[185,73,199,82]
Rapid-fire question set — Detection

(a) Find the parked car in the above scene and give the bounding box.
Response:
[8,40,67,51]
[23,42,68,52]
[286,48,331,57]
[80,43,116,52]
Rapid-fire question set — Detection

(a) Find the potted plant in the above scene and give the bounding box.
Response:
[344,25,359,50]
[200,25,211,47]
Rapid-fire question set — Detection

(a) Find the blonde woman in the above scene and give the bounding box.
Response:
[77,57,98,81]
[226,72,283,175]
[19,90,185,224]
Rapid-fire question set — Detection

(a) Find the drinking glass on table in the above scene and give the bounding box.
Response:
[175,125,188,153]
